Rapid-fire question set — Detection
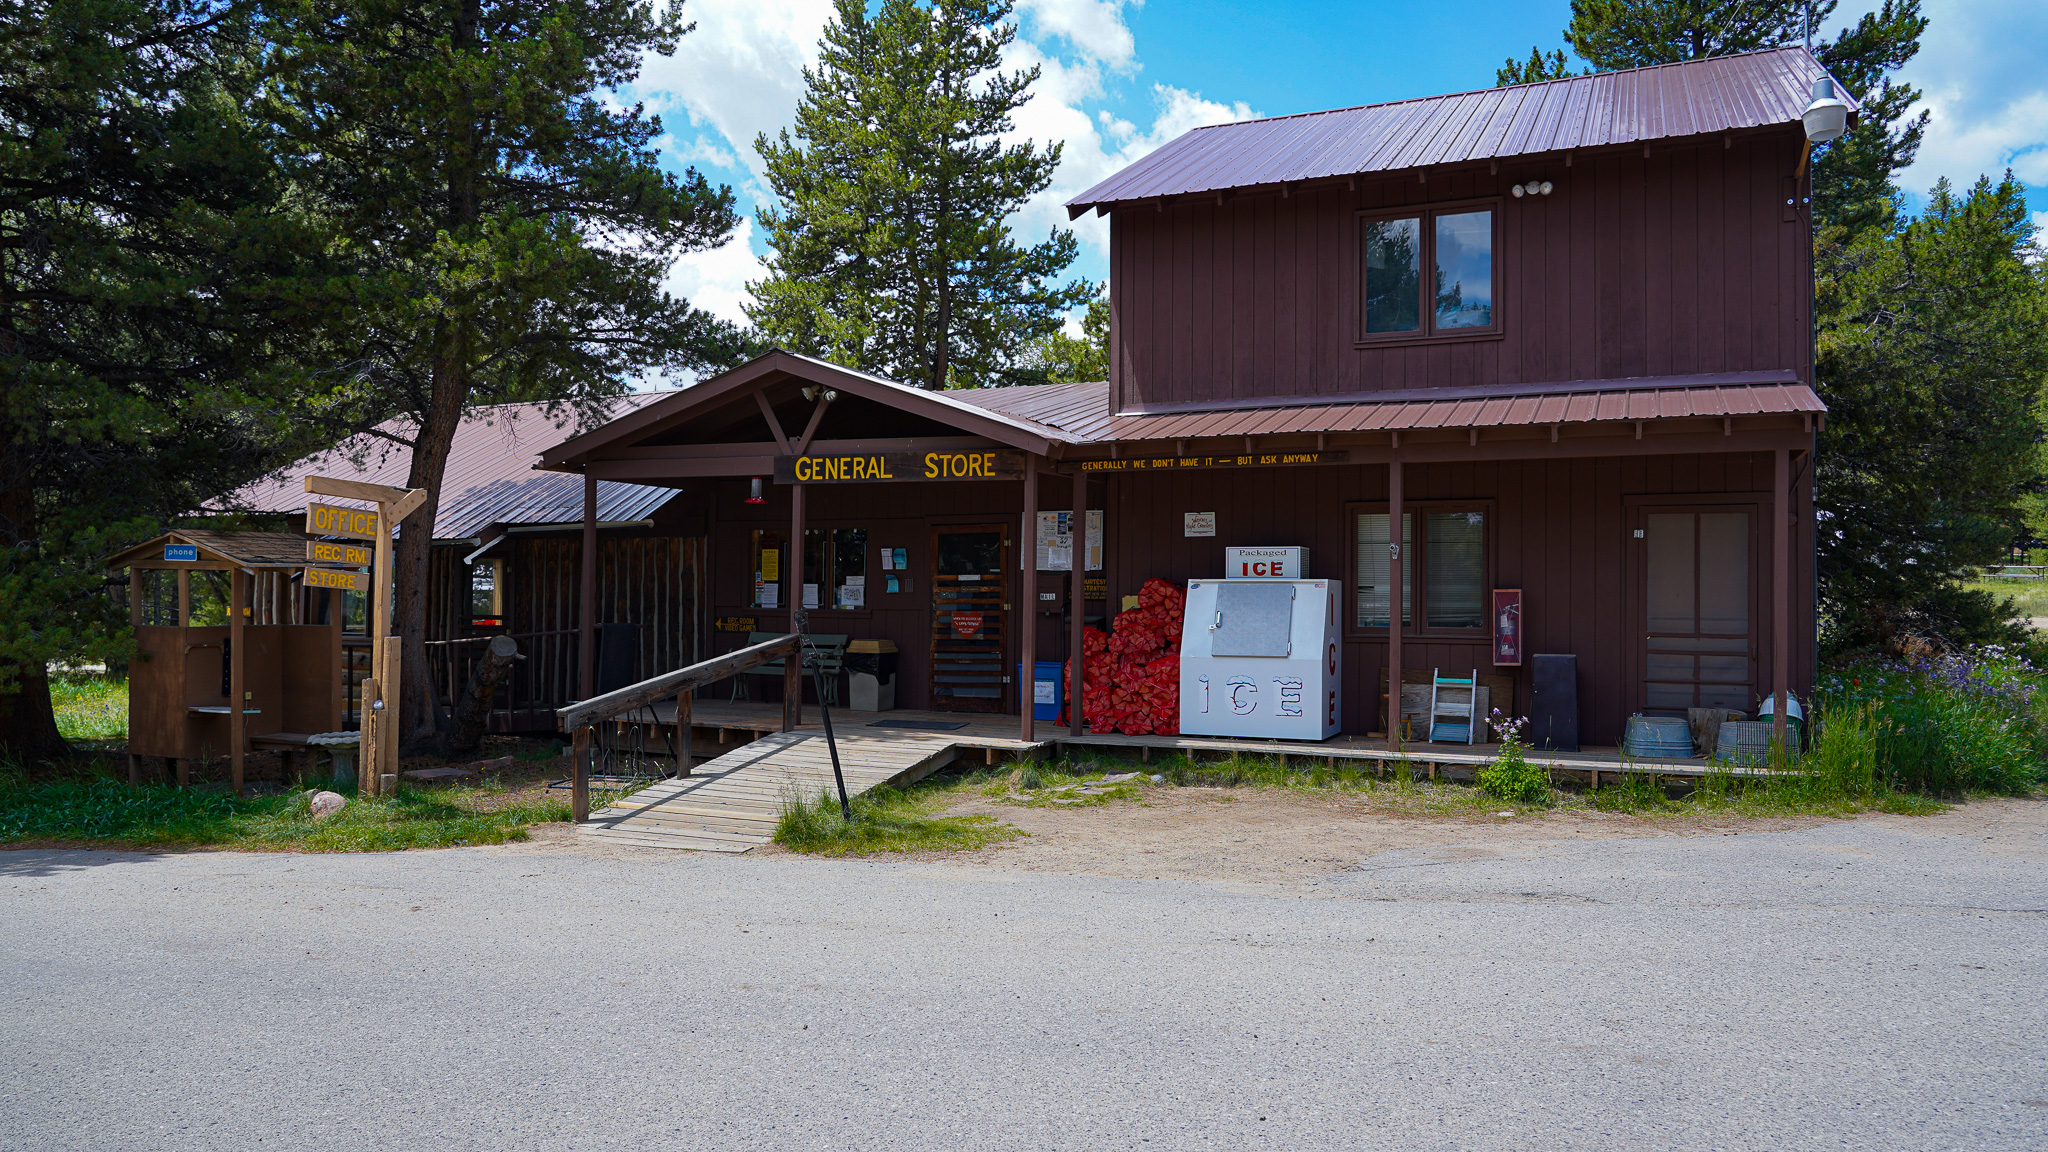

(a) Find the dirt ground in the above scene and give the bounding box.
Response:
[517,783,2048,887]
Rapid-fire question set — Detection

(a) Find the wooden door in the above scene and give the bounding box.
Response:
[930,525,1009,713]
[1641,508,1757,716]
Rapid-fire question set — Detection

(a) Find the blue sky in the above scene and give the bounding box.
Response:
[628,0,2048,346]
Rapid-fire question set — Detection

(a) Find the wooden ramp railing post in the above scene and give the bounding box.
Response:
[572,724,590,823]
[676,688,693,775]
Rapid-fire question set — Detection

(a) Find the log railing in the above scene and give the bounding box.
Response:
[554,634,801,822]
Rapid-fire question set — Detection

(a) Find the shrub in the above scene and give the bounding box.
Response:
[1478,712,1549,804]
[1817,646,2047,794]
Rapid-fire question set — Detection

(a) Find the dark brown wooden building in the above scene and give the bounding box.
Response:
[540,47,1842,748]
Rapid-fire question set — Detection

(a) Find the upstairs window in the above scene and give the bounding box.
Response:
[1361,205,1498,339]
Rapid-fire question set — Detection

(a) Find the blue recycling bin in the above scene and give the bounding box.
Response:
[1019,661,1064,720]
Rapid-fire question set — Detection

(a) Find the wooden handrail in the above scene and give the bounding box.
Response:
[557,634,798,731]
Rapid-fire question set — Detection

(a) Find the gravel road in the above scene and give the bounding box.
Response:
[3,804,2045,1151]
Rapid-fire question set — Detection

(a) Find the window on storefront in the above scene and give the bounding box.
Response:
[468,558,504,625]
[804,527,870,611]
[749,529,786,610]
[1352,504,1490,632]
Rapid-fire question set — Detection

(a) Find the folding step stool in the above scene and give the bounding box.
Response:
[1428,668,1480,744]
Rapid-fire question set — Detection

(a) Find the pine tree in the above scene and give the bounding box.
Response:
[1016,295,1109,385]
[1814,176,2048,651]
[266,0,752,747]
[0,0,325,762]
[748,0,1094,390]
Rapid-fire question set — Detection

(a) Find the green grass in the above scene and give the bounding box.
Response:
[0,775,571,851]
[50,674,128,742]
[774,781,1025,856]
[1961,578,2048,622]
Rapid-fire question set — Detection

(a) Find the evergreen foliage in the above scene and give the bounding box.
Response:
[263,0,753,744]
[0,0,327,761]
[748,0,1094,390]
[1015,294,1109,385]
[1815,176,2048,652]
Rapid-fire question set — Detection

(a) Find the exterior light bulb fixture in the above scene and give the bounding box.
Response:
[746,477,765,504]
[1802,75,1849,144]
[1510,181,1555,199]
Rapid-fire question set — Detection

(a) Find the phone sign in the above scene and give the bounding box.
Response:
[164,544,199,562]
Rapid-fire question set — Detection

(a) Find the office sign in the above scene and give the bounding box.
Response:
[307,540,372,566]
[163,544,200,563]
[304,567,370,591]
[305,503,378,540]
[773,449,1026,484]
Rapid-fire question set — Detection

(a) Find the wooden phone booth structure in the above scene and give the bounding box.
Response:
[109,530,353,791]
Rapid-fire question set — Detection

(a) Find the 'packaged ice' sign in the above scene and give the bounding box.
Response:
[1224,546,1307,580]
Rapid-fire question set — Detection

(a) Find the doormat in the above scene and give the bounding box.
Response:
[867,719,968,731]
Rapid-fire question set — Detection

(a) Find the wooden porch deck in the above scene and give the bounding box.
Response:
[585,701,1751,852]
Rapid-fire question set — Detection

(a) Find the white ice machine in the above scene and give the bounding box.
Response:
[1178,577,1342,740]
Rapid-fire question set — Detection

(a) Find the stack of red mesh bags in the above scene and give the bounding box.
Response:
[1066,578,1186,736]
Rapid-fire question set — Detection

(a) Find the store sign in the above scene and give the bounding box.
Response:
[951,611,984,638]
[306,541,372,566]
[774,449,1025,484]
[305,502,378,540]
[1078,450,1348,474]
[304,566,370,591]
[714,616,758,633]
[1493,588,1523,666]
[163,544,199,562]
[1224,546,1308,579]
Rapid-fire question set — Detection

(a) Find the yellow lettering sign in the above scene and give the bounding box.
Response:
[305,503,378,540]
[303,566,370,591]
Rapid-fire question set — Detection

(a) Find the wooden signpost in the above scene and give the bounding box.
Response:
[304,476,427,796]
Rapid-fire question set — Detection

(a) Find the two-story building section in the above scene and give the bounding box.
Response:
[538,47,1839,752]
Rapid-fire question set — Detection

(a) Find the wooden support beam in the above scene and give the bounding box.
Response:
[1070,470,1087,738]
[1387,459,1404,737]
[571,725,590,823]
[754,389,791,453]
[230,567,245,795]
[1020,453,1038,743]
[1772,447,1791,752]
[785,480,804,730]
[676,689,693,775]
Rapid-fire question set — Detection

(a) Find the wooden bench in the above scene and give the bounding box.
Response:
[729,633,850,706]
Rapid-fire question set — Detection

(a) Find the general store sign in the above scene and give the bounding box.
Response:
[774,449,1025,484]
[305,503,378,540]
[1077,450,1348,474]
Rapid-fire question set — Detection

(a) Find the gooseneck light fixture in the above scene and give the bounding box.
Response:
[1802,75,1849,145]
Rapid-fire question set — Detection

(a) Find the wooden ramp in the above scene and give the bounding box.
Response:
[577,725,989,852]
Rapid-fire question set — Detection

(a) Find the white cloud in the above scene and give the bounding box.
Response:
[1888,0,2048,198]
[636,0,1258,314]
[664,216,762,329]
[1015,0,1140,69]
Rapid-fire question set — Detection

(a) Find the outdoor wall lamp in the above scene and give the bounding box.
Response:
[1802,75,1849,144]
[1510,180,1554,198]
[800,386,839,402]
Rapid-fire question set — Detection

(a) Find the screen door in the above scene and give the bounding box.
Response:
[930,526,1008,712]
[1643,510,1755,715]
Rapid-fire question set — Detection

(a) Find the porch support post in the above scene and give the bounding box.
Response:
[1019,454,1038,743]
[784,481,803,730]
[229,566,245,795]
[1070,470,1087,737]
[1387,459,1403,738]
[1772,447,1790,753]
[580,472,597,702]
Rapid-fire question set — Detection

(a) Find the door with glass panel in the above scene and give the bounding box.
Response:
[929,526,1008,713]
[1641,509,1756,716]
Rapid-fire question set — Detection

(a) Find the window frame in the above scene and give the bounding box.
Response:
[1355,197,1504,345]
[801,524,875,617]
[1346,499,1497,639]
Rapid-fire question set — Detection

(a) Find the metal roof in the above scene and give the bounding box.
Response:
[1067,47,1853,213]
[949,375,1824,444]
[226,396,679,542]
[107,529,319,569]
